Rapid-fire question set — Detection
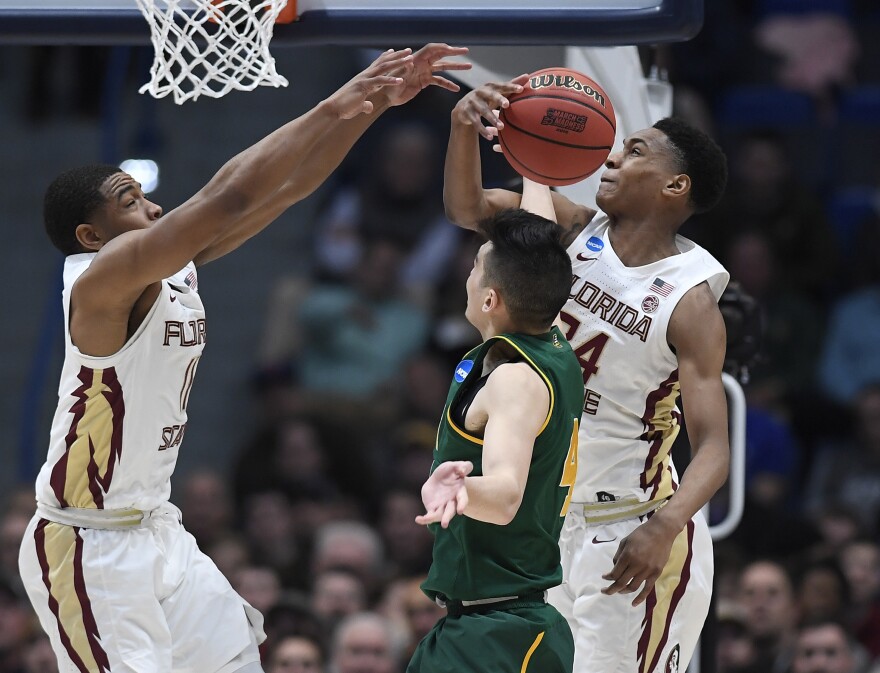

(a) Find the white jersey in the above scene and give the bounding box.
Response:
[563,213,728,517]
[34,253,205,512]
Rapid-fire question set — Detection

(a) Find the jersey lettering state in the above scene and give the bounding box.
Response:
[35,254,206,512]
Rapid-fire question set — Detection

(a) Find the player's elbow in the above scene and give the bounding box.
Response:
[492,490,524,526]
[443,195,474,229]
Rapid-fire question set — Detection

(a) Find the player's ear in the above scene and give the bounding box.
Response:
[665,173,690,198]
[75,223,104,251]
[482,288,498,313]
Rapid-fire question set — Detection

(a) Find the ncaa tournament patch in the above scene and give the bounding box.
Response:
[454,360,474,383]
[586,236,604,253]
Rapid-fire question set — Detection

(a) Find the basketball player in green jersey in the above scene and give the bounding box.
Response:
[407,206,584,673]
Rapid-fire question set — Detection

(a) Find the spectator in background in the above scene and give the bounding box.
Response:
[715,600,760,673]
[0,510,32,594]
[310,568,368,632]
[206,534,253,582]
[312,121,460,291]
[311,521,386,602]
[819,283,880,405]
[232,417,340,509]
[330,612,400,673]
[386,576,444,663]
[177,468,236,551]
[790,619,866,673]
[839,540,880,659]
[242,490,302,588]
[266,633,326,673]
[0,579,34,673]
[724,230,823,417]
[738,560,800,673]
[805,384,880,536]
[813,505,865,556]
[262,594,326,658]
[21,633,58,673]
[794,557,850,624]
[697,130,837,299]
[377,489,433,579]
[296,239,429,399]
[425,232,482,369]
[233,565,283,617]
[754,4,860,112]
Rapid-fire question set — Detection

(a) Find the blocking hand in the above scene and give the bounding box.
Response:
[324,48,414,120]
[451,75,531,140]
[382,43,472,107]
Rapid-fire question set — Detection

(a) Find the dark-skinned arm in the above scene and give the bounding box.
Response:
[601,282,730,606]
[198,44,472,264]
[444,77,595,235]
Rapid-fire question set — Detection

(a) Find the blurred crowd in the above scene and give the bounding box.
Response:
[4,1,880,672]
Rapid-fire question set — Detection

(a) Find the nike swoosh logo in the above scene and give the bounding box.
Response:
[170,295,177,302]
[576,253,600,262]
[591,535,617,544]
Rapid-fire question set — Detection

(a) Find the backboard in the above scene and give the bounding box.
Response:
[0,0,703,46]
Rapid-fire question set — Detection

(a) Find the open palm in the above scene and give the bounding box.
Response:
[416,460,473,528]
[384,43,471,107]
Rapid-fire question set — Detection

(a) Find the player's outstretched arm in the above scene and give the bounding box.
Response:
[78,48,413,311]
[199,44,472,264]
[601,282,729,606]
[444,78,527,230]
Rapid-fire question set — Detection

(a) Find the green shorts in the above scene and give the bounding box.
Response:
[406,599,573,673]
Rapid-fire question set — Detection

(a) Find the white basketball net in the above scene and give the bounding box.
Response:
[135,0,290,104]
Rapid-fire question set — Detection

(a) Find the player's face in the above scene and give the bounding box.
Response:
[93,172,163,242]
[464,242,491,329]
[596,128,678,215]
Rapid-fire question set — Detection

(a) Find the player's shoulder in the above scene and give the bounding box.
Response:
[556,198,600,247]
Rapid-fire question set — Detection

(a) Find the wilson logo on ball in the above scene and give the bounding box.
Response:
[498,67,616,186]
[530,73,608,109]
[541,109,587,133]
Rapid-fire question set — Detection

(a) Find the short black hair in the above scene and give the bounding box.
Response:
[653,117,728,214]
[477,208,572,330]
[44,164,121,255]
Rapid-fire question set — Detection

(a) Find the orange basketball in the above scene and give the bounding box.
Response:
[498,67,616,186]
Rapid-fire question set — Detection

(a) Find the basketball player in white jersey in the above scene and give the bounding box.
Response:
[18,44,470,673]
[444,80,730,673]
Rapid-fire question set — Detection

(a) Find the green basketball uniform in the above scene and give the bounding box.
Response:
[422,326,584,602]
[408,326,583,673]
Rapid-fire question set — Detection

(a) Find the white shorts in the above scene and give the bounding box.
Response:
[19,504,266,673]
[548,509,712,673]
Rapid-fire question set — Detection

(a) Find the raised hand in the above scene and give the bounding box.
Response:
[382,43,472,107]
[451,74,531,140]
[415,460,473,528]
[323,48,414,120]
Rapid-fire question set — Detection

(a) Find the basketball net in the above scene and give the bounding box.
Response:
[135,0,294,104]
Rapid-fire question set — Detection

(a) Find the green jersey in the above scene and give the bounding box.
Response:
[422,326,584,602]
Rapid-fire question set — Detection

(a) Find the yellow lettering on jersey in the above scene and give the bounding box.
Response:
[559,418,579,516]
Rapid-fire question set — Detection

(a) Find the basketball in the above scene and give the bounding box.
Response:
[498,67,616,186]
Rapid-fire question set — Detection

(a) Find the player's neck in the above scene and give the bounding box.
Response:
[607,215,680,267]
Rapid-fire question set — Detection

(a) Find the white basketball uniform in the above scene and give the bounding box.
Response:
[19,253,265,673]
[547,213,729,673]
